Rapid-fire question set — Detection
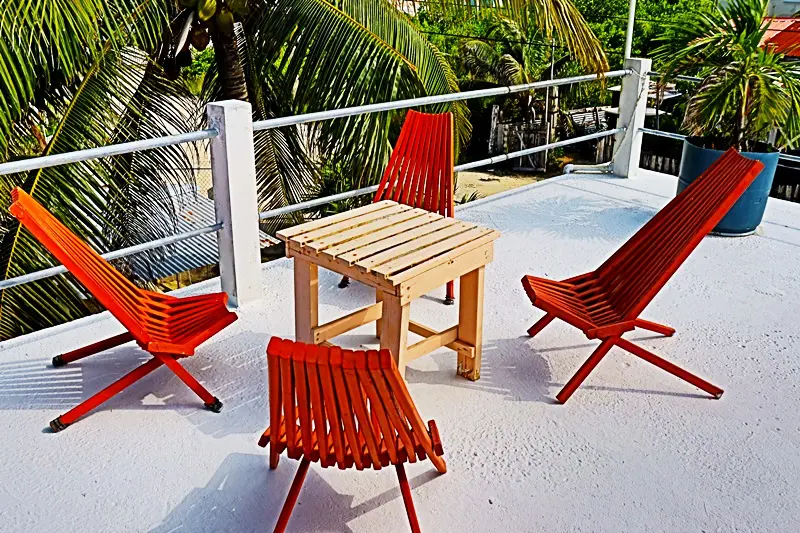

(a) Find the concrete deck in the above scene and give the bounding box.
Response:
[1,171,798,532]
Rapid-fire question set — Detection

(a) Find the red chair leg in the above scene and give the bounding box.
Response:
[52,332,134,367]
[556,337,617,404]
[616,338,723,398]
[444,280,455,306]
[153,353,222,411]
[634,319,675,337]
[274,458,311,533]
[396,464,421,533]
[339,275,350,288]
[527,314,555,337]
[51,357,164,431]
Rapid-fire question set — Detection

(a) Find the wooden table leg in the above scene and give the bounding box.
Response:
[376,290,383,340]
[380,294,410,376]
[294,258,318,343]
[457,266,485,381]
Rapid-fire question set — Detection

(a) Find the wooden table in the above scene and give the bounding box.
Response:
[277,200,500,380]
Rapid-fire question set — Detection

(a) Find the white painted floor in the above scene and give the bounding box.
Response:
[1,171,798,533]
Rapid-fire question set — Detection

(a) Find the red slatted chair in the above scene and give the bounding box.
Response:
[9,188,237,431]
[259,337,446,533]
[340,110,456,305]
[522,149,764,404]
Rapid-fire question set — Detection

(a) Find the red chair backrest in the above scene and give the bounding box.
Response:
[9,188,150,342]
[596,148,764,319]
[374,110,454,218]
[266,337,445,472]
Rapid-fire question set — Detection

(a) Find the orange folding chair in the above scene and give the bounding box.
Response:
[522,149,765,403]
[259,337,446,533]
[340,110,456,305]
[9,188,237,431]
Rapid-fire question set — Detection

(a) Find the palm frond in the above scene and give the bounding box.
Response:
[654,0,800,147]
[238,0,428,218]
[0,47,197,340]
[337,0,471,155]
[0,0,170,157]
[402,0,607,73]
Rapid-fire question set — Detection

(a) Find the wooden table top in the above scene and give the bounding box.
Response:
[278,200,500,294]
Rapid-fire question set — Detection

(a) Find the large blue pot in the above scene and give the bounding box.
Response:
[677,137,779,236]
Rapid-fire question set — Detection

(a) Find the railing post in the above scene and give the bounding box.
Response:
[612,58,651,179]
[207,100,262,307]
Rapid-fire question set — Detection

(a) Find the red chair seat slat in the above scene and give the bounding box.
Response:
[261,337,446,532]
[8,188,237,430]
[521,149,764,403]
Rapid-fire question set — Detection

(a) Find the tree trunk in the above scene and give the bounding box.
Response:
[210,26,249,101]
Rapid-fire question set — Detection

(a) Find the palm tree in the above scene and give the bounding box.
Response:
[653,0,800,150]
[461,16,553,120]
[0,0,606,339]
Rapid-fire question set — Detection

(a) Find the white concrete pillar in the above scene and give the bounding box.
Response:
[207,100,262,307]
[612,58,651,179]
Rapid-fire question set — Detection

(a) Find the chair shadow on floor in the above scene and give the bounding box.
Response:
[404,335,554,404]
[0,330,273,437]
[148,452,442,533]
[404,327,711,403]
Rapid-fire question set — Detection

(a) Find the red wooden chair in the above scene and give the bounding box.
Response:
[522,149,764,404]
[9,188,237,431]
[340,110,456,305]
[259,337,446,533]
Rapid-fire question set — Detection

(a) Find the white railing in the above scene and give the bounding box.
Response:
[0,65,644,307]
[640,128,800,164]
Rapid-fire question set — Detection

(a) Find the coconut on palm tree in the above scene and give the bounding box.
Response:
[0,0,607,338]
[653,0,800,234]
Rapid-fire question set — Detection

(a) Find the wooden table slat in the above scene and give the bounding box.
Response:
[277,200,395,241]
[304,208,429,253]
[293,203,412,245]
[336,217,459,265]
[373,227,494,277]
[353,220,468,271]
[390,233,498,286]
[321,212,441,259]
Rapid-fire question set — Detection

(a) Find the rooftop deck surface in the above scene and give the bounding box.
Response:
[1,171,798,532]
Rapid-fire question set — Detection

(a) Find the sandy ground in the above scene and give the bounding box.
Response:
[455,170,542,202]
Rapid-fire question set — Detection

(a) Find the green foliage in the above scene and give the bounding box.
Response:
[0,47,196,339]
[0,0,171,158]
[552,0,718,108]
[311,160,373,218]
[653,0,800,149]
[182,48,215,95]
[572,0,717,67]
[457,190,481,204]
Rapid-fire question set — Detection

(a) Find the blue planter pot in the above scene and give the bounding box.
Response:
[677,137,779,236]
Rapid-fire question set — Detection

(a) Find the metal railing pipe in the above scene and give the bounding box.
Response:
[0,129,218,177]
[640,128,687,141]
[257,128,624,219]
[640,127,800,164]
[253,70,631,131]
[0,222,223,291]
[455,128,624,171]
[259,186,379,221]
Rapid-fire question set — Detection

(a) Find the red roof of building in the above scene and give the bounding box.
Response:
[762,18,800,57]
